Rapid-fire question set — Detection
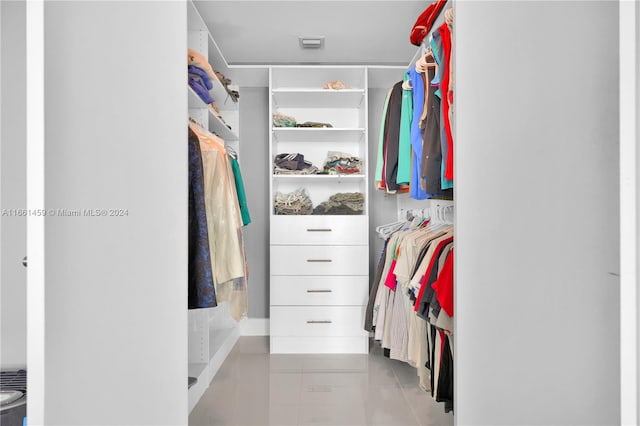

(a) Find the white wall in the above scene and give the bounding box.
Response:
[39,2,187,424]
[0,0,27,369]
[455,1,620,425]
[239,87,270,318]
[635,3,639,422]
[636,4,639,419]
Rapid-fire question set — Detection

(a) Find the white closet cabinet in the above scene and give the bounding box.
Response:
[269,67,369,354]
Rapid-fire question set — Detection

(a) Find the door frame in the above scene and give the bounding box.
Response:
[619,0,638,424]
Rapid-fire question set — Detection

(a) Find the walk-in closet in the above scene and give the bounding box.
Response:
[0,1,638,425]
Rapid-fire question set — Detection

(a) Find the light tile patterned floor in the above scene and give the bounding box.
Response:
[189,337,454,426]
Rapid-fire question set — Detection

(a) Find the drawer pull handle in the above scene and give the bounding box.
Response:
[307,320,332,324]
[307,289,333,293]
[307,259,332,263]
[306,228,332,232]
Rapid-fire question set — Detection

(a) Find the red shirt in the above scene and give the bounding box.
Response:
[432,249,454,316]
[414,236,454,312]
[439,23,454,181]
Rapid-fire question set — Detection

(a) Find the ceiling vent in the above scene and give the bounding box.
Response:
[299,36,325,49]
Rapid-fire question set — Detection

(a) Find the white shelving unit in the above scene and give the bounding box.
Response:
[187,0,239,150]
[187,87,238,142]
[187,0,240,413]
[273,127,366,143]
[269,66,369,354]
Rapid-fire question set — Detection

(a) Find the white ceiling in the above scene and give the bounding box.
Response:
[193,0,427,86]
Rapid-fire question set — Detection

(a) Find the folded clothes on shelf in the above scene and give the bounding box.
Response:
[323,80,349,90]
[322,151,363,175]
[273,112,297,127]
[313,192,364,215]
[187,49,217,83]
[274,188,314,215]
[295,121,333,128]
[188,48,239,105]
[189,77,214,104]
[188,65,213,90]
[274,153,319,175]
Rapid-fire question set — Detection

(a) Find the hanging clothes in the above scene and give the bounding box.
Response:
[375,89,392,190]
[229,156,251,226]
[397,73,413,187]
[438,22,454,182]
[376,49,454,197]
[189,122,248,320]
[188,128,217,309]
[408,67,430,200]
[421,57,445,195]
[384,81,404,192]
[368,213,454,413]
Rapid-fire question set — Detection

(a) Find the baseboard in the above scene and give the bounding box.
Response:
[239,317,270,336]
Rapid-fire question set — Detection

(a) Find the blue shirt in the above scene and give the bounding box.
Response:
[408,68,431,200]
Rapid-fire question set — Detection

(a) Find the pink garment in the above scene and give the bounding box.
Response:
[384,259,398,291]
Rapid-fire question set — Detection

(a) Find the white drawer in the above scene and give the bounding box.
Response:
[270,336,369,354]
[270,306,368,337]
[271,275,368,306]
[271,216,368,245]
[270,245,368,275]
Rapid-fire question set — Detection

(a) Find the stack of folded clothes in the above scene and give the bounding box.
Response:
[313,192,364,215]
[188,64,215,104]
[274,153,319,175]
[274,189,314,215]
[272,113,334,129]
[296,121,333,128]
[323,80,349,90]
[322,151,363,175]
[273,112,297,128]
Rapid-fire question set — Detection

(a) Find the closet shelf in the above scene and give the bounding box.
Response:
[272,89,365,108]
[272,174,365,180]
[208,327,236,359]
[188,362,207,380]
[272,127,365,143]
[209,79,238,113]
[188,87,239,142]
[187,0,233,79]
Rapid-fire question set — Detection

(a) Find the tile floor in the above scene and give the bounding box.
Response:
[189,337,454,426]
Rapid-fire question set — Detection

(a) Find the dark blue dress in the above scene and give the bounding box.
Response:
[188,128,217,309]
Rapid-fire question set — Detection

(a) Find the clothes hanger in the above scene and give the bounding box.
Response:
[189,119,226,151]
[226,146,238,159]
[188,116,206,130]
[376,219,406,239]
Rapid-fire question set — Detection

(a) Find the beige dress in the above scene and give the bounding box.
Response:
[190,123,248,320]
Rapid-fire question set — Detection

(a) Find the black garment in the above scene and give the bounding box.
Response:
[384,82,403,192]
[274,153,314,171]
[429,323,437,395]
[422,62,444,195]
[436,333,454,413]
[188,128,217,309]
[417,239,453,320]
[365,241,389,332]
[410,230,447,280]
